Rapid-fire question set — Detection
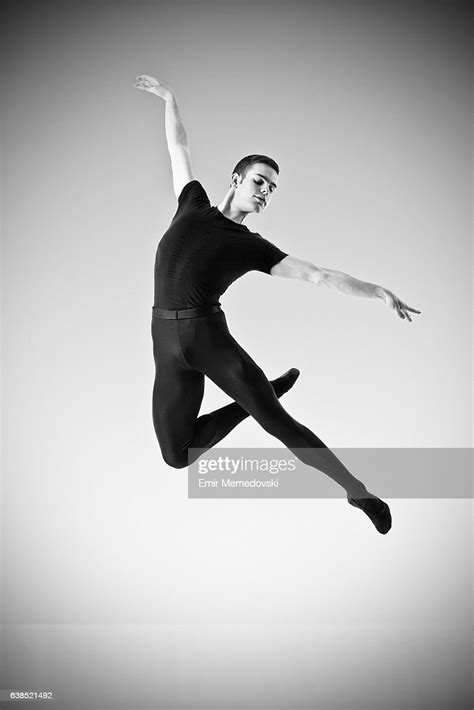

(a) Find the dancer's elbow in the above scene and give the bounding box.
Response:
[306,264,328,285]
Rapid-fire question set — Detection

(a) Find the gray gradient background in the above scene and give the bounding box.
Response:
[1,1,472,708]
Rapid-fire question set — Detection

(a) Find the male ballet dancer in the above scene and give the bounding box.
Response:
[134,74,421,534]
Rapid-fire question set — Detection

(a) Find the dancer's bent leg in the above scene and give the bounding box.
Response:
[152,365,299,468]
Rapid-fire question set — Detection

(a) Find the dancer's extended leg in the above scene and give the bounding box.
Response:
[182,315,369,499]
[152,312,391,532]
[185,318,391,532]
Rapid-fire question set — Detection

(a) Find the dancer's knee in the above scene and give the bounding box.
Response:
[162,447,188,469]
[153,416,190,469]
[157,432,189,468]
[255,406,304,443]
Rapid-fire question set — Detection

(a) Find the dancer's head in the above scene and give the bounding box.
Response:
[229,155,279,213]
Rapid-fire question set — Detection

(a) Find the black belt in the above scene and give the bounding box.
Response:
[152,304,221,320]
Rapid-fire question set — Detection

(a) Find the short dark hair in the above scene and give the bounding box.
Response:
[231,154,280,180]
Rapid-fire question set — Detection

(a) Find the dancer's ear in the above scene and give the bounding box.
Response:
[231,172,241,189]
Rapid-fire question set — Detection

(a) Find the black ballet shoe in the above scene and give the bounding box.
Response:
[271,368,300,398]
[347,495,392,535]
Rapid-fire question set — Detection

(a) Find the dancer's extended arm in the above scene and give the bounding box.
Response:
[133,74,194,199]
[271,256,421,322]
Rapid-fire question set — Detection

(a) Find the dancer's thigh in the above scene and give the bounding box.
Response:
[152,320,204,454]
[182,313,290,432]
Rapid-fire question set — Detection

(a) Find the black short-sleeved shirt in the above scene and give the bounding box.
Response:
[153,180,288,309]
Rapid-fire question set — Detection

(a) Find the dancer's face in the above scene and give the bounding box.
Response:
[232,163,278,213]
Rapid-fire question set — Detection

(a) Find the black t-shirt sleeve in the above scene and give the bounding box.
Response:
[250,233,289,274]
[177,180,211,211]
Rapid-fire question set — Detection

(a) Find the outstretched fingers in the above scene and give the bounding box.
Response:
[133,75,173,100]
[134,75,154,90]
[396,300,422,322]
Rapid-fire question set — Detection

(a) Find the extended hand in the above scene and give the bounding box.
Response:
[133,75,174,100]
[379,288,421,322]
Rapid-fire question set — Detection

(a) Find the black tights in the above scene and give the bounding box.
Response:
[151,309,367,498]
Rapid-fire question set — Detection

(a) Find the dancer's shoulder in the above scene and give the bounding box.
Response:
[246,231,289,275]
[177,179,211,211]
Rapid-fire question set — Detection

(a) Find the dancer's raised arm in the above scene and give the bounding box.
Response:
[271,256,421,322]
[134,75,195,199]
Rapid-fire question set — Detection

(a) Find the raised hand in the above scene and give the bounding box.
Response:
[133,75,174,101]
[379,287,421,322]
